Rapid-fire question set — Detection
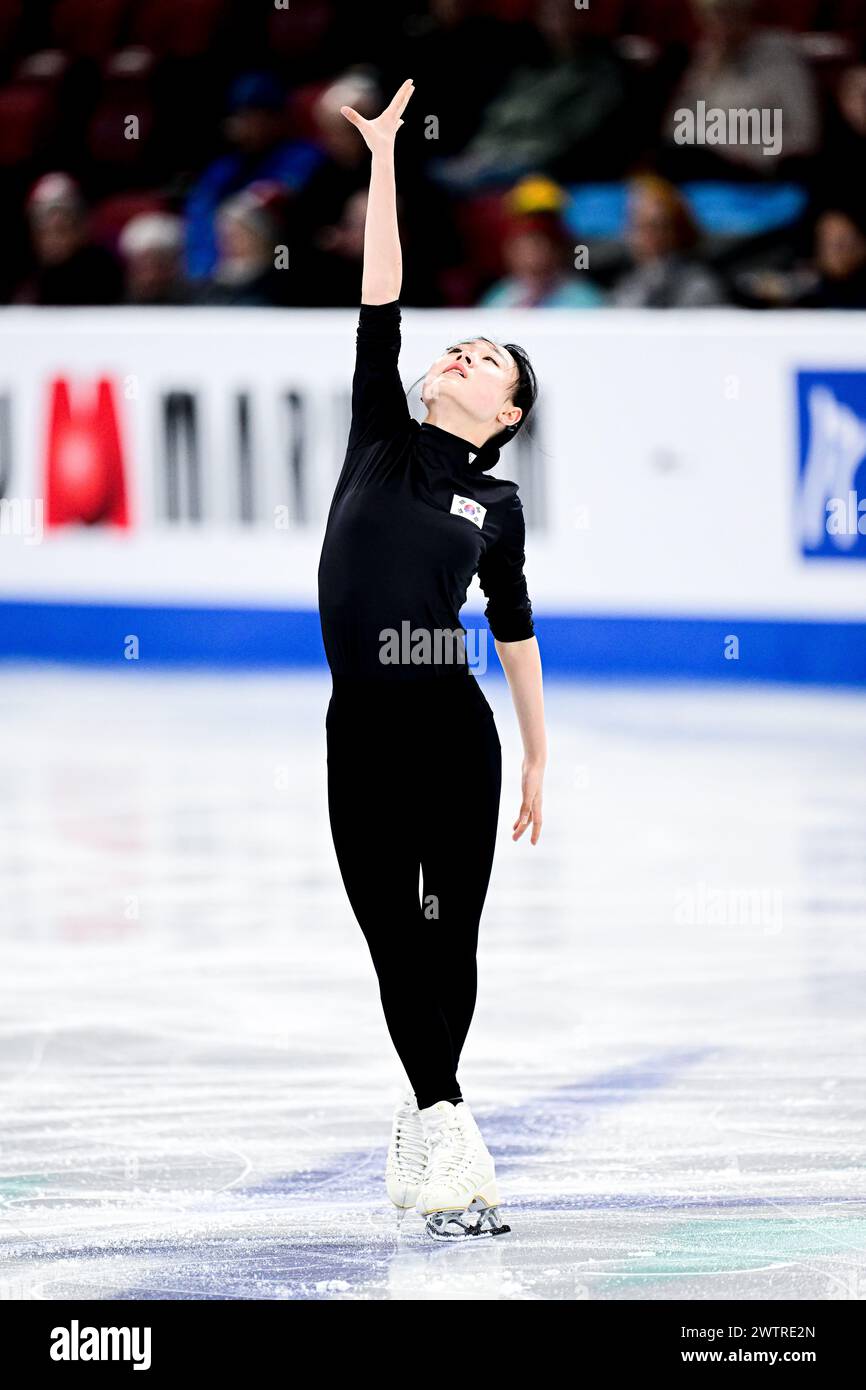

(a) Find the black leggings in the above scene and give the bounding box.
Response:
[325,672,502,1110]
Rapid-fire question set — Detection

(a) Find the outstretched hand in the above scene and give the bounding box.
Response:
[340,78,415,154]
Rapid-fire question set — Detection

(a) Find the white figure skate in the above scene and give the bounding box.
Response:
[385,1088,428,1216]
[415,1099,511,1239]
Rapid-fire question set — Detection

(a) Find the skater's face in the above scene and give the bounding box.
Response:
[422,339,523,436]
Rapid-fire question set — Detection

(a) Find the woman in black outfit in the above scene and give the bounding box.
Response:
[317,81,547,1239]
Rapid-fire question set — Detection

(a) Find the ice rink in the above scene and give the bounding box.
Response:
[1,665,864,1301]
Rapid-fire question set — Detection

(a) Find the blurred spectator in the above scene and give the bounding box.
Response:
[297,184,435,308]
[185,72,322,281]
[1,2,863,313]
[16,173,122,306]
[663,0,820,178]
[431,0,628,192]
[289,68,460,303]
[119,213,189,305]
[381,0,547,158]
[612,175,727,307]
[292,70,382,244]
[796,209,866,309]
[815,65,866,209]
[195,183,291,307]
[479,176,604,308]
[303,187,366,307]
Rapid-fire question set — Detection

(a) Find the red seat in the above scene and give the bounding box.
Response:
[454,192,512,283]
[438,264,481,309]
[51,0,132,60]
[753,0,822,29]
[622,0,700,44]
[827,0,866,41]
[474,0,550,20]
[0,83,57,165]
[90,191,168,250]
[286,80,331,142]
[87,97,156,170]
[266,0,333,61]
[0,0,22,57]
[130,0,229,57]
[86,48,156,170]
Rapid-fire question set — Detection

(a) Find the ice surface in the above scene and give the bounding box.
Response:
[0,666,864,1300]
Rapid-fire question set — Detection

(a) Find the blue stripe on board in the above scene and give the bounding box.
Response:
[0,601,864,685]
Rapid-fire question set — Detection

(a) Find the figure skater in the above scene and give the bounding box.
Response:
[317,80,547,1238]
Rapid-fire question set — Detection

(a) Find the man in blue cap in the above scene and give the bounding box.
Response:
[185,72,323,281]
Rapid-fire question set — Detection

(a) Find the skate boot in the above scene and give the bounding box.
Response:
[385,1088,428,1214]
[415,1099,511,1240]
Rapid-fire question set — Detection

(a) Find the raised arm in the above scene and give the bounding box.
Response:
[339,80,415,451]
[340,78,414,305]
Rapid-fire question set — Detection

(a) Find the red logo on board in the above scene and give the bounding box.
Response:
[44,378,129,527]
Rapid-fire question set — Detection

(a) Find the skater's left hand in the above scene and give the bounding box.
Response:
[513,761,543,845]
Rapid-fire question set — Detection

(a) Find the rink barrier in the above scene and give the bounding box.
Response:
[1,601,864,685]
[2,309,866,627]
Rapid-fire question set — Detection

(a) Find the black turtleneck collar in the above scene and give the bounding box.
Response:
[416,420,502,472]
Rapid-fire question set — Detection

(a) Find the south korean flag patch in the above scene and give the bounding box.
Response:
[450,494,487,529]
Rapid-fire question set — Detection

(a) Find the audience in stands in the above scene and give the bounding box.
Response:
[479,177,604,308]
[185,72,321,282]
[814,63,866,209]
[291,71,382,243]
[16,174,122,306]
[3,0,866,310]
[195,183,292,307]
[432,0,629,191]
[119,212,189,305]
[797,208,866,309]
[611,175,727,307]
[302,188,367,308]
[663,0,820,179]
[378,0,548,158]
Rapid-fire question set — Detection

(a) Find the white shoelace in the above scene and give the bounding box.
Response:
[426,1116,471,1183]
[393,1107,427,1173]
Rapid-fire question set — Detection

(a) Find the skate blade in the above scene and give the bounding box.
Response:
[424,1197,511,1241]
[389,1194,420,1210]
[387,1177,424,1211]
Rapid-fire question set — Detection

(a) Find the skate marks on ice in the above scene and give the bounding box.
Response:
[1,670,866,1299]
[4,1049,866,1302]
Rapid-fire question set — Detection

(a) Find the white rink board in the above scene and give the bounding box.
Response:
[0,308,864,620]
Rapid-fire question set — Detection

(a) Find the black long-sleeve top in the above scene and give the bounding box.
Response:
[317,299,535,680]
